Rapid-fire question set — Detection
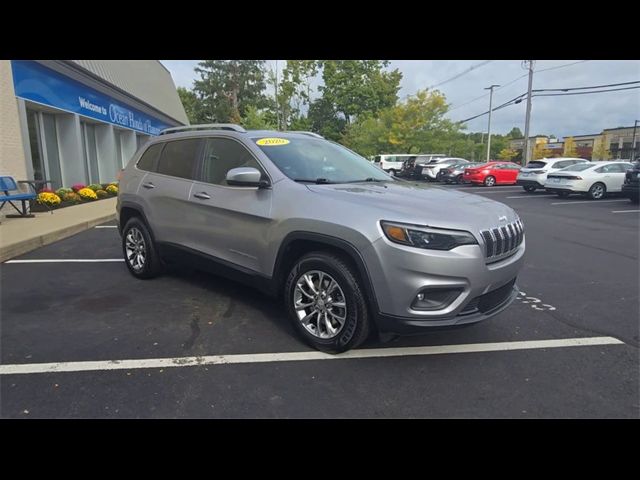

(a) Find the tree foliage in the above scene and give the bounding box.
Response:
[507,127,523,138]
[177,86,204,124]
[563,137,578,157]
[497,148,519,161]
[592,134,611,161]
[192,60,267,123]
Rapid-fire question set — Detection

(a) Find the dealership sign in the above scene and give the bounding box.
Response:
[11,60,170,135]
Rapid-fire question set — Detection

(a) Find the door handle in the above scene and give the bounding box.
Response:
[193,192,211,200]
[142,182,155,189]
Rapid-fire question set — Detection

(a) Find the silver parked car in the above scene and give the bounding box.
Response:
[117,124,525,353]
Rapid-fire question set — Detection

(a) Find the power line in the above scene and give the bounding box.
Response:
[532,85,640,97]
[535,60,589,73]
[532,80,640,92]
[428,60,493,89]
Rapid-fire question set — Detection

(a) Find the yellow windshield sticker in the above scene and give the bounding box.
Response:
[256,137,290,146]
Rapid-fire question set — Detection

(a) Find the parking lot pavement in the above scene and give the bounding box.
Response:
[1,185,638,418]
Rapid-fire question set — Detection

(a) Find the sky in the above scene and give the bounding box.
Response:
[161,60,640,139]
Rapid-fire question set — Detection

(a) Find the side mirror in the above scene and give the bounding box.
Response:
[226,167,269,188]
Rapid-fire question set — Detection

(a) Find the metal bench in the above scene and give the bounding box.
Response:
[0,176,38,218]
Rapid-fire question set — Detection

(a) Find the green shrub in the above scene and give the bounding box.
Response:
[87,183,103,192]
[55,187,73,198]
[96,189,108,198]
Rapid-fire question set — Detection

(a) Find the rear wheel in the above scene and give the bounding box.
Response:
[484,175,496,187]
[456,174,464,184]
[388,169,396,177]
[588,182,606,200]
[523,185,536,192]
[122,217,164,279]
[284,252,370,353]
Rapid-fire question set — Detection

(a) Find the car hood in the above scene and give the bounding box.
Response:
[306,181,518,233]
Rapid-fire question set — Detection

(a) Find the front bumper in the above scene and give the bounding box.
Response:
[622,183,639,197]
[516,178,544,188]
[363,235,525,333]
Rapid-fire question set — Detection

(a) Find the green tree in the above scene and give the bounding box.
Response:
[319,60,402,128]
[241,105,276,130]
[342,89,460,156]
[592,134,611,161]
[177,87,203,124]
[497,148,518,161]
[533,141,552,160]
[193,60,267,123]
[308,97,346,141]
[563,136,578,157]
[507,127,523,138]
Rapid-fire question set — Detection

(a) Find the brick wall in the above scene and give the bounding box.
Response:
[0,60,28,180]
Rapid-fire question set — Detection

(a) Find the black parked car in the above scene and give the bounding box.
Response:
[399,155,433,180]
[621,160,640,204]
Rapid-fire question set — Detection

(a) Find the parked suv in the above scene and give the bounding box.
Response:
[517,157,589,192]
[117,125,525,353]
[422,158,469,182]
[621,160,640,204]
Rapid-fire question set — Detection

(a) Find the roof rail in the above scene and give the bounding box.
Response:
[288,131,324,139]
[159,124,247,135]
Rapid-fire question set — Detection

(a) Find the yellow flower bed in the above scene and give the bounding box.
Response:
[37,192,61,207]
[77,187,98,200]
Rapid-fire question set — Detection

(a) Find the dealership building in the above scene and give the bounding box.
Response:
[0,60,188,189]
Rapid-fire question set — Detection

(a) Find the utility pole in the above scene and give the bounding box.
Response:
[522,60,535,164]
[485,84,500,161]
[632,119,639,161]
[275,60,279,130]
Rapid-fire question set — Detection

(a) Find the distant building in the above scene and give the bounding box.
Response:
[601,126,640,160]
[509,135,549,162]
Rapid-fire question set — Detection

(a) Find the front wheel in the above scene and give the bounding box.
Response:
[588,182,606,200]
[122,217,164,279]
[523,185,536,192]
[284,252,370,353]
[484,175,496,187]
[456,174,464,184]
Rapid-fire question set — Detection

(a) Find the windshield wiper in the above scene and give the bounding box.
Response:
[349,177,389,183]
[293,178,334,184]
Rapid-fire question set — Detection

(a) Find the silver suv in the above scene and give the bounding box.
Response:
[117,124,525,353]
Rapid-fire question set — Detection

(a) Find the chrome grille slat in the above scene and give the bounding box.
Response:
[480,219,524,261]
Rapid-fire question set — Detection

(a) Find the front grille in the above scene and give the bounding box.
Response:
[480,219,524,261]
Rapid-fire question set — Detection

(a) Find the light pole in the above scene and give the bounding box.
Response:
[522,60,535,164]
[485,84,500,161]
[632,119,639,161]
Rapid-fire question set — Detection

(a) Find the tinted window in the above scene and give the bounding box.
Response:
[201,138,265,186]
[526,161,547,168]
[374,156,381,163]
[156,139,200,179]
[136,143,163,172]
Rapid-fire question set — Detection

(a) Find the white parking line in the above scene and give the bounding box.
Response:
[611,210,640,214]
[95,225,118,229]
[505,195,557,199]
[5,259,124,264]
[551,199,629,206]
[471,189,526,194]
[0,337,624,376]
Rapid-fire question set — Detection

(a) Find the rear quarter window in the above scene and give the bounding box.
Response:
[136,143,164,172]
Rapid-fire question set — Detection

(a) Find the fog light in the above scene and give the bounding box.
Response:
[412,287,463,311]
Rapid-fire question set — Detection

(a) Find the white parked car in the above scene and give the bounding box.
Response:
[516,157,589,192]
[544,161,634,199]
[422,157,469,181]
[373,154,444,176]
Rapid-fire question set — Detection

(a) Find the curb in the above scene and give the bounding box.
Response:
[0,213,116,263]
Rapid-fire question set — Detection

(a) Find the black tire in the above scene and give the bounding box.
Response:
[456,174,464,184]
[388,169,396,177]
[587,182,606,200]
[284,251,370,353]
[523,185,536,192]
[556,191,570,198]
[484,175,496,187]
[122,217,164,279]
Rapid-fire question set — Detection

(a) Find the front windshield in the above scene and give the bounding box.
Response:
[560,163,593,172]
[253,136,391,183]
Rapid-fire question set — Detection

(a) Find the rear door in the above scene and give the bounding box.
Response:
[186,136,273,273]
[141,138,202,246]
[597,163,631,192]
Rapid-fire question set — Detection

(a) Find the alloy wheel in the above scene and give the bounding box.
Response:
[294,270,347,339]
[125,227,146,272]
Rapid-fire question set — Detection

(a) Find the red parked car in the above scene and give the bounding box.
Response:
[463,161,521,186]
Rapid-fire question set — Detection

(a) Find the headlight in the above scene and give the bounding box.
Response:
[381,221,478,250]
